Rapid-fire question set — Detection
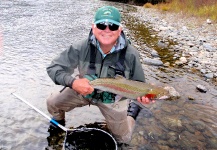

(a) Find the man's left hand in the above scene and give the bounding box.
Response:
[137,96,155,104]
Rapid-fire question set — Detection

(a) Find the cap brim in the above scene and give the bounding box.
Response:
[94,19,120,26]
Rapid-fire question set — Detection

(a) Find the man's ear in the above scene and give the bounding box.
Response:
[91,23,95,29]
[92,24,96,34]
[118,26,122,35]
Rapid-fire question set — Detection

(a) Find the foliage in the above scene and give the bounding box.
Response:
[154,0,217,21]
[104,0,167,5]
[144,3,153,8]
[106,0,217,21]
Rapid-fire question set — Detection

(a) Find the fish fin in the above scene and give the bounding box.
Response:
[115,95,123,102]
[111,95,124,107]
[114,75,125,80]
[96,90,103,93]
[144,94,156,99]
[158,95,169,100]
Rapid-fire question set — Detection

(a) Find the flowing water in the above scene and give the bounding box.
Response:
[0,0,216,149]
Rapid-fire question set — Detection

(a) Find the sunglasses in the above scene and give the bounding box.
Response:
[96,22,120,31]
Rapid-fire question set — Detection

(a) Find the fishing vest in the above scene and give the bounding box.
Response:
[87,43,126,77]
[86,43,127,103]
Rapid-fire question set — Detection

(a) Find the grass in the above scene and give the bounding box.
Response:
[143,3,153,8]
[144,0,217,21]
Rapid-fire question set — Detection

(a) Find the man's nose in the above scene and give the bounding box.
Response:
[104,25,110,31]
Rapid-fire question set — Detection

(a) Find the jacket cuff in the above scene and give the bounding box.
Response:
[65,76,75,88]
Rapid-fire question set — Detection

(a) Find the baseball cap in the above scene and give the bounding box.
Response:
[94,6,121,26]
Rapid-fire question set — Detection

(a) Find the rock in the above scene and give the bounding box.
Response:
[199,37,207,43]
[187,42,195,47]
[159,26,169,31]
[207,65,216,72]
[139,131,144,136]
[206,19,212,24]
[143,58,163,66]
[184,124,196,133]
[173,53,179,58]
[196,84,207,93]
[175,57,188,65]
[179,57,187,63]
[157,40,169,49]
[203,43,215,52]
[164,86,180,100]
[189,46,199,51]
[157,145,171,150]
[159,116,183,131]
[164,62,170,67]
[205,72,214,79]
[150,50,159,57]
[188,96,195,100]
[168,131,178,141]
[192,120,206,131]
[200,69,206,74]
[178,131,204,149]
[182,26,188,31]
[207,138,217,149]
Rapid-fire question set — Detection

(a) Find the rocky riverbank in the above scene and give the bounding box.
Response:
[129,7,217,83]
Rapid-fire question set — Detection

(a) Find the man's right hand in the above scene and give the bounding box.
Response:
[72,78,94,96]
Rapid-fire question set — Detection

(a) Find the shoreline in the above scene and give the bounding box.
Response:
[130,6,217,84]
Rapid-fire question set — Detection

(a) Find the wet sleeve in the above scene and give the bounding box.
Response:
[46,45,78,88]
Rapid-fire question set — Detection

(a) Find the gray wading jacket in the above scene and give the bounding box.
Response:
[47,30,145,88]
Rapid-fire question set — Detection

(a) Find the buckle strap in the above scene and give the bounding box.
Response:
[87,43,97,75]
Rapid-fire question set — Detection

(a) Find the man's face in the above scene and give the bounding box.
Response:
[92,22,122,46]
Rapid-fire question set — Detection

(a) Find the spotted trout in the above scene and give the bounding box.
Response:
[89,75,169,100]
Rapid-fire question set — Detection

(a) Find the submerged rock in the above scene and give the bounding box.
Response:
[158,116,183,132]
[188,96,195,101]
[196,84,207,93]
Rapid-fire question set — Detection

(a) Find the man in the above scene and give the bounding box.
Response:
[46,6,152,144]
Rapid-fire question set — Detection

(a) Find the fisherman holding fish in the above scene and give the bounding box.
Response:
[46,6,157,145]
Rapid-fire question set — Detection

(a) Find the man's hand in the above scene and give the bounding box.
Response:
[137,96,155,104]
[72,78,94,96]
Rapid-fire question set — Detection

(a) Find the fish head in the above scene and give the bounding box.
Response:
[145,87,170,100]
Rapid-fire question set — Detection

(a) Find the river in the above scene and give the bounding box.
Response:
[0,0,216,149]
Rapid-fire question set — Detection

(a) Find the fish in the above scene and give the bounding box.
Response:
[89,75,169,101]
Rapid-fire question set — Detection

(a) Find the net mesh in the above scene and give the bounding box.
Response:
[64,127,117,150]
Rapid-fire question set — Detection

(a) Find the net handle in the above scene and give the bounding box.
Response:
[11,93,67,131]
